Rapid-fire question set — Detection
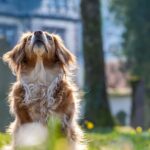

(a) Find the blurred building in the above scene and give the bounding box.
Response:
[0,0,83,85]
[102,0,131,125]
[106,60,131,125]
[0,0,80,48]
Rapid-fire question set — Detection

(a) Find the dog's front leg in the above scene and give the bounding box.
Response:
[8,82,32,133]
[8,82,32,149]
[62,105,86,150]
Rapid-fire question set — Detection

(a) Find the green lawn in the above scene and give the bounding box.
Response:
[0,133,11,148]
[87,127,150,150]
[1,127,150,150]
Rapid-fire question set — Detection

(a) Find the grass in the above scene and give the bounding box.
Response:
[1,126,150,150]
[0,133,11,148]
[87,127,150,150]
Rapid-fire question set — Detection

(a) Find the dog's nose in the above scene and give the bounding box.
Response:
[34,31,43,37]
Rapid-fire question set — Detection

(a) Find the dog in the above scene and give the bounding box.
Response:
[3,31,86,150]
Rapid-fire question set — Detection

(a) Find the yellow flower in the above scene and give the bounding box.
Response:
[85,121,94,129]
[136,126,142,133]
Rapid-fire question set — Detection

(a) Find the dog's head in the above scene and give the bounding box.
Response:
[3,31,76,75]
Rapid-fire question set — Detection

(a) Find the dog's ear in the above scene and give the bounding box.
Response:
[3,41,26,75]
[52,34,76,67]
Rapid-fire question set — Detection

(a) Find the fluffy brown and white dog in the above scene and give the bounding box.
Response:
[3,31,85,150]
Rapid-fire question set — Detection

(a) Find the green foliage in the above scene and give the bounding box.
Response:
[110,0,150,128]
[110,0,150,83]
[46,117,68,150]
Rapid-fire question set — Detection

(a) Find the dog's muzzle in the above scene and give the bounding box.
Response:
[33,31,48,52]
[34,31,44,46]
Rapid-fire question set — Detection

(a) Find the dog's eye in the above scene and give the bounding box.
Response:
[47,35,52,41]
[28,36,32,41]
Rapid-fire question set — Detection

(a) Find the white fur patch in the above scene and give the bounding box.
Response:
[2,145,12,150]
[15,122,48,147]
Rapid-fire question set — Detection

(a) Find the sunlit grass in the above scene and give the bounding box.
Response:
[1,125,150,150]
[0,133,11,148]
[87,127,150,150]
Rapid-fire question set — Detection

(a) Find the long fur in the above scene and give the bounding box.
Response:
[3,31,86,150]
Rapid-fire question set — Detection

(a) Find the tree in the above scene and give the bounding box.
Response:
[130,79,144,128]
[81,0,114,127]
[110,0,150,128]
[0,37,12,131]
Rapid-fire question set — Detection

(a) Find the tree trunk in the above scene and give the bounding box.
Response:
[81,0,114,127]
[130,79,145,128]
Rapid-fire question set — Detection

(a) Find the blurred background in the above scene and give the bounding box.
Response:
[0,0,150,149]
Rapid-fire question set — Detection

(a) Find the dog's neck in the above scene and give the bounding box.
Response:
[31,57,47,84]
[20,56,62,86]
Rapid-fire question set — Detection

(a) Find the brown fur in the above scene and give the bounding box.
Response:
[3,31,85,150]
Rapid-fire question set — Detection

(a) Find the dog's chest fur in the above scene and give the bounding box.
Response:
[20,58,63,122]
[24,58,58,85]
